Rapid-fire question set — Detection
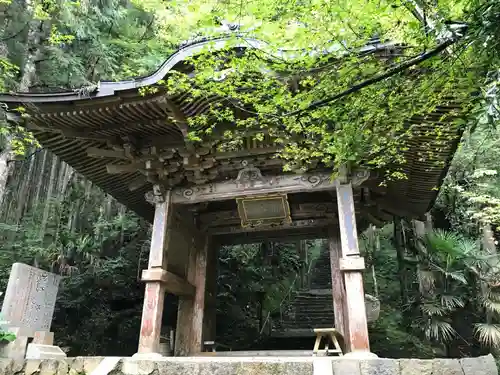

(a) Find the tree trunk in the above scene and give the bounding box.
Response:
[33,149,48,211]
[394,218,410,321]
[40,154,58,238]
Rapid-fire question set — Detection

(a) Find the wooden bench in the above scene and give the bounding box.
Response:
[203,341,232,354]
[312,328,344,356]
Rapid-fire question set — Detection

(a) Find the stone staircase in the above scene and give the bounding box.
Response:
[274,290,336,331]
[271,244,379,338]
[309,244,333,290]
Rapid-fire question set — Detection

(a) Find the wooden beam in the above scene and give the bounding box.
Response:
[172,169,369,204]
[129,175,148,191]
[106,162,145,174]
[208,218,334,235]
[165,272,195,297]
[87,147,128,160]
[163,98,197,155]
[141,268,195,297]
[164,99,188,133]
[199,202,338,225]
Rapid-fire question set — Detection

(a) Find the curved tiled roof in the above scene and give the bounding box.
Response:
[0,36,466,224]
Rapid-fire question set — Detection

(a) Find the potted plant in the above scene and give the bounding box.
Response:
[0,330,15,344]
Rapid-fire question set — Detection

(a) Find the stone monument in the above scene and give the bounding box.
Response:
[0,263,65,359]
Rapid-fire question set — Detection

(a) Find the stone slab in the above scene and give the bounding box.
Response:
[90,357,122,375]
[198,350,316,357]
[460,355,498,375]
[359,358,399,375]
[0,355,495,375]
[1,263,61,337]
[25,344,67,360]
[313,358,333,375]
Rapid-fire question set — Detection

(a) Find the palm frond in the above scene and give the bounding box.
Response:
[482,298,500,315]
[441,294,465,309]
[424,229,479,263]
[424,318,456,342]
[474,323,500,348]
[421,302,448,316]
[418,269,436,291]
[425,230,462,256]
[446,270,468,284]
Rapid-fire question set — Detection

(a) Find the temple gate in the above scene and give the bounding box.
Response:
[0,36,465,358]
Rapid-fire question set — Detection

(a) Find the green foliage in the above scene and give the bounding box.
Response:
[0,331,16,342]
[1,0,500,360]
[126,0,482,180]
[0,171,148,355]
[216,242,303,348]
[0,308,16,343]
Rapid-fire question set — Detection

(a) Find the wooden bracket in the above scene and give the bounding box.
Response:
[141,269,195,297]
[339,256,365,271]
[144,184,172,205]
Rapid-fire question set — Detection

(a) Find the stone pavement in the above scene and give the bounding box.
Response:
[0,355,496,375]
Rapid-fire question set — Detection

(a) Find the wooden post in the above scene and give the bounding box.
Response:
[328,234,347,343]
[136,188,172,356]
[394,217,410,325]
[203,243,218,342]
[175,235,209,355]
[336,182,371,354]
[298,240,307,289]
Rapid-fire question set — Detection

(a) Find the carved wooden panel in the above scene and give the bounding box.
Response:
[172,170,369,204]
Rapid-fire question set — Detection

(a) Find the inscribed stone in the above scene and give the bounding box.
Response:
[1,263,61,337]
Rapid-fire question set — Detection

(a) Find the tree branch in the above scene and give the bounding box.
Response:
[285,36,462,117]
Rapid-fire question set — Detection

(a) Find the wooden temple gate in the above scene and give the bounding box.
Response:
[0,36,465,357]
[137,167,373,357]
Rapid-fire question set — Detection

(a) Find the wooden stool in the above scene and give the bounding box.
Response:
[312,328,344,356]
[203,341,232,355]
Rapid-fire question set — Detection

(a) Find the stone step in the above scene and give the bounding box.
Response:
[282,313,335,320]
[294,296,333,301]
[293,297,332,302]
[278,321,335,327]
[279,322,335,329]
[285,308,334,313]
[290,310,335,316]
[292,301,332,306]
[281,314,335,321]
[282,319,335,326]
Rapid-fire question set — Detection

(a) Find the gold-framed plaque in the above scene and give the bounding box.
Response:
[236,194,292,228]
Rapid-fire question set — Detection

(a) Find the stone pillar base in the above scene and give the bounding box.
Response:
[131,352,163,359]
[342,351,378,359]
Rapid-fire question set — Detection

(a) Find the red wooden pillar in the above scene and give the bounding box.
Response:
[136,188,173,356]
[335,182,373,355]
